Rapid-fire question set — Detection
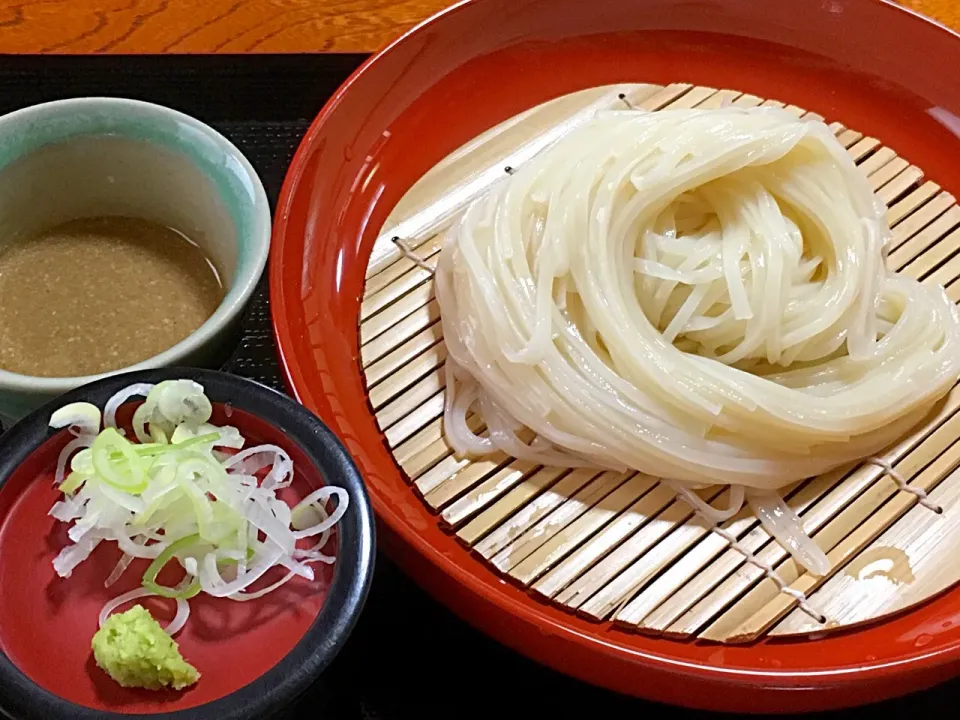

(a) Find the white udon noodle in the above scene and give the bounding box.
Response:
[433,106,960,577]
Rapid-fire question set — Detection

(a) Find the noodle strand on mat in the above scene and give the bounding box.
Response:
[433,105,960,574]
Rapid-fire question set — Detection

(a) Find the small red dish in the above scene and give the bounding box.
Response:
[270,0,960,713]
[0,368,375,720]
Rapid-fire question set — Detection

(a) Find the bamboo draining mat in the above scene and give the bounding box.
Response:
[359,83,960,644]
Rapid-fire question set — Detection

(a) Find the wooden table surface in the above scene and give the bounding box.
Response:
[0,0,954,54]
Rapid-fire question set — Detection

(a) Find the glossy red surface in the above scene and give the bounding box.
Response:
[0,404,335,714]
[271,0,960,711]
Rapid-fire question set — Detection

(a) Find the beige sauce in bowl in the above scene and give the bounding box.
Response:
[0,216,223,378]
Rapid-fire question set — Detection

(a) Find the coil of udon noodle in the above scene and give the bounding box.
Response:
[433,105,960,575]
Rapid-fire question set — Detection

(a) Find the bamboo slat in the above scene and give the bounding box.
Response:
[772,466,960,636]
[359,83,960,643]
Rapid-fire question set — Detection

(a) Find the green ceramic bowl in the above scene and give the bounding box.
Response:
[0,98,271,425]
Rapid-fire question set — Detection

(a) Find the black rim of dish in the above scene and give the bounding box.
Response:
[0,367,376,720]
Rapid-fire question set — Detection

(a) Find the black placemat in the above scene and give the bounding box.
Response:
[0,54,956,720]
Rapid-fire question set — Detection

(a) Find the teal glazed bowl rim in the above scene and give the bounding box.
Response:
[0,97,271,400]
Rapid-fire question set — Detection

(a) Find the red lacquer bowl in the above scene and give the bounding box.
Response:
[270,0,960,712]
[0,368,375,720]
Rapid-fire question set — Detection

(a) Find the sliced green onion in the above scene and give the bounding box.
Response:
[50,402,102,436]
[92,428,147,493]
[47,379,351,626]
[99,433,220,465]
[134,433,220,458]
[131,401,158,444]
[202,502,244,545]
[70,448,94,475]
[59,471,89,495]
[216,547,257,568]
[142,534,202,599]
[131,471,180,526]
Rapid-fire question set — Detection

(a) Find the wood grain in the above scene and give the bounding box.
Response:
[0,0,951,55]
[0,0,454,54]
[903,0,960,32]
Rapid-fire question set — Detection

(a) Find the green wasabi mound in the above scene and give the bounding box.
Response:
[91,605,200,690]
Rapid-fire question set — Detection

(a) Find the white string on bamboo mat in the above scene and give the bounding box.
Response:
[391,236,434,272]
[382,239,941,625]
[866,457,943,514]
[684,506,827,625]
